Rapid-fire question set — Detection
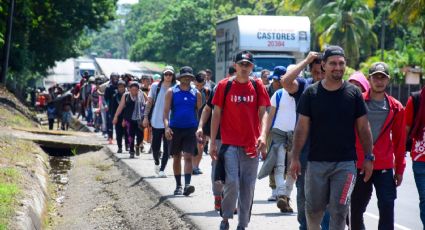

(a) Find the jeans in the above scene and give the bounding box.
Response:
[221,146,259,228]
[86,107,93,123]
[107,110,114,139]
[211,139,223,196]
[350,169,397,230]
[272,143,295,196]
[305,161,356,230]
[413,161,425,229]
[151,127,169,171]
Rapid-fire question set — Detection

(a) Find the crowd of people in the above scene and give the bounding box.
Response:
[45,47,424,230]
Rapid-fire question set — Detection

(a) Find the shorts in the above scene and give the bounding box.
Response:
[169,127,197,155]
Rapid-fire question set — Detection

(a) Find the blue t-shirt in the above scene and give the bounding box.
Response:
[169,85,198,129]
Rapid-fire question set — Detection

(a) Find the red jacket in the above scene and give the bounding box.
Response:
[355,91,406,175]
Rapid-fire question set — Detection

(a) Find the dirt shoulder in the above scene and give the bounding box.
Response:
[51,149,195,230]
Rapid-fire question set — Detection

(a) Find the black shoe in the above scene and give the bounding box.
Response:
[183,185,195,196]
[192,168,203,175]
[219,220,229,230]
[236,226,245,230]
[174,186,183,195]
[117,148,122,154]
[135,148,140,156]
[129,152,135,158]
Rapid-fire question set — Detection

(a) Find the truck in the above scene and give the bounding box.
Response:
[215,15,311,81]
[74,58,98,83]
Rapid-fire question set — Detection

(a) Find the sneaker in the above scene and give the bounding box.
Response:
[155,165,160,175]
[117,148,122,154]
[158,171,167,178]
[108,138,113,145]
[129,152,135,159]
[268,189,277,201]
[135,148,140,156]
[277,195,293,213]
[214,196,222,211]
[192,168,203,175]
[183,185,195,196]
[174,186,183,195]
[219,220,229,230]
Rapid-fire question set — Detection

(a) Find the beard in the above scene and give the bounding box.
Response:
[330,73,343,81]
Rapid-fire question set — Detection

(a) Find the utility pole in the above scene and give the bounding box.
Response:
[380,6,386,61]
[0,0,15,85]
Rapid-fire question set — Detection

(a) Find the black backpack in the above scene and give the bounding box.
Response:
[406,91,421,151]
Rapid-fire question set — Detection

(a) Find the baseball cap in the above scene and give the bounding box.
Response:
[163,65,175,74]
[369,62,390,78]
[234,50,254,64]
[177,66,195,79]
[88,76,95,82]
[323,45,345,60]
[271,66,287,80]
[153,74,161,81]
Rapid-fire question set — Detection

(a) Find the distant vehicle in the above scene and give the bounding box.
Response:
[74,58,98,82]
[215,15,311,81]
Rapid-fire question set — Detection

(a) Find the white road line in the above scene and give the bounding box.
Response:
[365,212,411,230]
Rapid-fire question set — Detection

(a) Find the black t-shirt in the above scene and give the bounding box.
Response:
[297,81,367,162]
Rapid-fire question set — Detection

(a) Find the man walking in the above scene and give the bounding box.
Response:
[163,66,201,196]
[350,62,406,230]
[281,51,330,230]
[143,66,176,177]
[290,46,374,230]
[210,50,270,230]
[405,82,425,228]
[104,72,119,144]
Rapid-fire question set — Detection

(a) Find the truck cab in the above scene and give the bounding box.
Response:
[216,15,310,81]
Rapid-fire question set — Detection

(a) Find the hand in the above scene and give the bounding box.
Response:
[306,51,320,63]
[290,158,301,180]
[142,117,149,128]
[394,174,403,187]
[360,160,374,182]
[196,128,204,141]
[112,117,118,125]
[209,141,218,161]
[256,135,267,156]
[165,127,173,140]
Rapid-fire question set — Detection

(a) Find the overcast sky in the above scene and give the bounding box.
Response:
[118,0,138,5]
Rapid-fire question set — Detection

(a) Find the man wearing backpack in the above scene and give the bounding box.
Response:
[350,62,406,230]
[143,66,176,177]
[210,50,270,230]
[406,84,425,228]
[259,65,297,213]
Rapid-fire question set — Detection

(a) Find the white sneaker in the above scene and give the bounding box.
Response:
[155,165,160,175]
[268,189,277,201]
[158,171,167,178]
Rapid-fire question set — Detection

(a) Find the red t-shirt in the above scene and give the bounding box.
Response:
[212,78,270,156]
[405,97,425,162]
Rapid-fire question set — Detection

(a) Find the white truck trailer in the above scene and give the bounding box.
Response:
[215,15,311,81]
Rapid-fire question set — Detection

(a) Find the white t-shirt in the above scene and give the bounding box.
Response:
[148,82,168,129]
[270,89,296,132]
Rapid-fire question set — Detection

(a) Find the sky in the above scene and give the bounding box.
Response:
[117,0,138,5]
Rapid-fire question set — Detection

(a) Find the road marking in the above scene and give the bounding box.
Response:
[365,212,411,230]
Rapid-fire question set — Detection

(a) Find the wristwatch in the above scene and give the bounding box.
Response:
[365,153,375,162]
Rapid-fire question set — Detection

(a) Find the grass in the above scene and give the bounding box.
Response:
[0,168,21,229]
[95,163,112,172]
[0,136,37,166]
[0,106,35,129]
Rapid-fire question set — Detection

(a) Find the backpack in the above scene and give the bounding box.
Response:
[406,91,421,151]
[222,77,258,107]
[271,89,283,128]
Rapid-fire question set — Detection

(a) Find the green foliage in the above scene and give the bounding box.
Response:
[0,0,117,88]
[390,0,425,24]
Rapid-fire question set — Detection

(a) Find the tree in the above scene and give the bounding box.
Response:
[390,0,425,24]
[314,0,377,67]
[0,0,117,89]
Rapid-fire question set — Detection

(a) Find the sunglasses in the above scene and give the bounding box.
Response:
[164,73,173,76]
